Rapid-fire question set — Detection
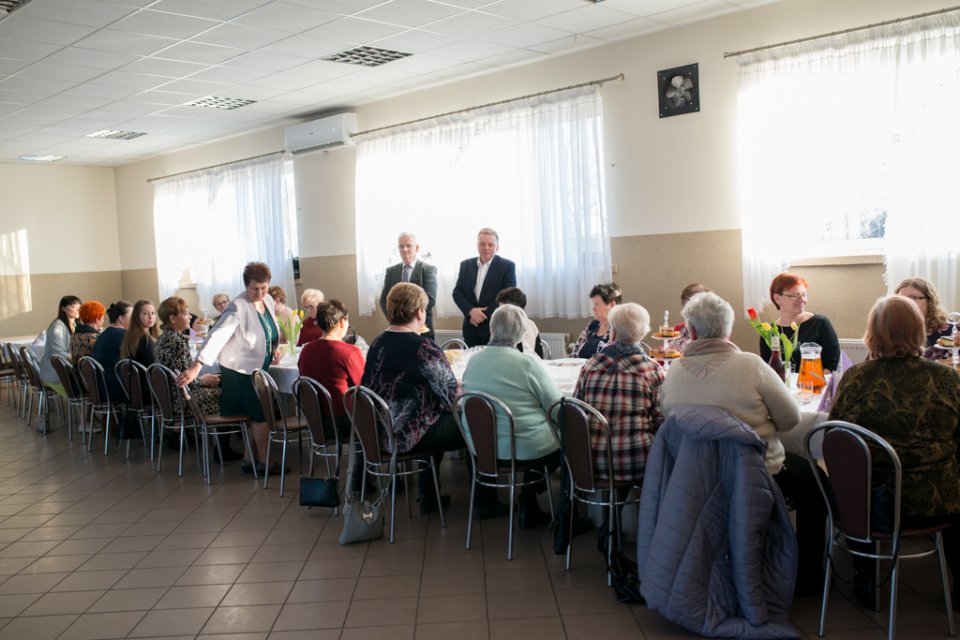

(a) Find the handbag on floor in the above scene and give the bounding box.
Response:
[299,476,339,509]
[338,426,384,544]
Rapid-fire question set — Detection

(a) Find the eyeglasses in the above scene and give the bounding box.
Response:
[904,295,928,301]
[779,292,808,300]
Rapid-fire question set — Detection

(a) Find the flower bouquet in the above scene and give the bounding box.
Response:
[746,308,799,364]
[278,309,304,356]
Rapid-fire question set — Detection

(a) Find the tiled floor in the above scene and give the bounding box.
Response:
[0,398,955,639]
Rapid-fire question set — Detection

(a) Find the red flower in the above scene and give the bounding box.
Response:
[747,307,759,320]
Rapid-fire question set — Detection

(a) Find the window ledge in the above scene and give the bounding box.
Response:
[791,253,883,267]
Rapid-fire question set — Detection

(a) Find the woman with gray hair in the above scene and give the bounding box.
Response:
[660,291,825,596]
[573,303,664,484]
[461,304,562,528]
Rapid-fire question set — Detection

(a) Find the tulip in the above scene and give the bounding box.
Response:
[791,321,798,331]
[747,308,759,320]
[761,322,771,331]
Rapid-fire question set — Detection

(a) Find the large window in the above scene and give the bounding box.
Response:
[153,154,298,313]
[354,85,611,319]
[736,13,960,310]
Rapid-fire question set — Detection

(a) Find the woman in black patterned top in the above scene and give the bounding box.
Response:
[572,282,621,358]
[156,297,221,415]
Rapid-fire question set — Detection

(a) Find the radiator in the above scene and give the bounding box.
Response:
[838,338,868,365]
[433,329,568,360]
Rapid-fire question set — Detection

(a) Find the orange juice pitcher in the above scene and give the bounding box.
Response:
[797,342,826,393]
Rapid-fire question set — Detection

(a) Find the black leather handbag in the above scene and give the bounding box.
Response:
[299,476,339,508]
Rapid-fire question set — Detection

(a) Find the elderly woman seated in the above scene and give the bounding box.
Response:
[660,291,825,596]
[297,288,325,346]
[573,303,664,486]
[462,304,562,528]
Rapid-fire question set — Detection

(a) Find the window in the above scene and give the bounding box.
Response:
[353,85,612,319]
[152,154,298,313]
[736,13,960,310]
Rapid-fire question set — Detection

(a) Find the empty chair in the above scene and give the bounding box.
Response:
[0,342,17,407]
[115,359,156,459]
[7,347,30,420]
[252,368,308,496]
[147,363,198,476]
[182,386,252,485]
[50,355,84,444]
[344,385,446,544]
[77,356,123,454]
[806,421,955,640]
[454,391,555,560]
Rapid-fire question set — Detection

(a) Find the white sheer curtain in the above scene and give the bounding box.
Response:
[736,13,960,312]
[152,154,297,312]
[354,85,611,319]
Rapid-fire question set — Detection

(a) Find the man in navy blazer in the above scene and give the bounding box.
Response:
[452,228,517,346]
[380,232,438,338]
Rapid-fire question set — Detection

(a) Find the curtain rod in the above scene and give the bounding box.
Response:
[147,150,286,183]
[723,4,960,59]
[351,72,625,138]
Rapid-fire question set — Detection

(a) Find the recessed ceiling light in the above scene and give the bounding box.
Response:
[322,46,411,68]
[86,129,148,140]
[16,153,65,162]
[182,96,257,110]
[0,0,33,18]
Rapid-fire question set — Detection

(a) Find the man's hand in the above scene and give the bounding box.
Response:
[468,307,487,326]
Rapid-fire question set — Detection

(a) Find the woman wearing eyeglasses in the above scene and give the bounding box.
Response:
[759,272,840,372]
[894,277,952,361]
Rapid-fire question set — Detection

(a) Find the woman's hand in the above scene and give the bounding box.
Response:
[177,362,203,387]
[200,373,221,387]
[271,349,282,365]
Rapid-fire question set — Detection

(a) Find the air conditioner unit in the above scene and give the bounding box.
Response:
[285,112,357,155]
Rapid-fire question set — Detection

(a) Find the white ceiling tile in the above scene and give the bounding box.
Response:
[429,39,512,62]
[369,28,458,53]
[481,23,572,48]
[120,57,208,78]
[223,50,313,73]
[649,0,739,26]
[17,62,107,83]
[0,16,97,46]
[154,41,244,65]
[427,11,516,38]
[124,90,196,106]
[345,66,416,84]
[269,91,336,106]
[0,103,25,115]
[282,0,387,14]
[0,59,30,75]
[538,5,645,32]
[307,78,377,96]
[119,113,201,130]
[384,53,463,73]
[63,83,141,100]
[482,0,585,22]
[96,0,157,6]
[150,0,273,21]
[530,33,608,54]
[234,3,341,32]
[0,76,75,95]
[426,60,492,78]
[110,10,220,39]
[42,47,140,71]
[245,73,320,92]
[261,34,346,59]
[728,0,779,6]
[479,48,546,67]
[16,0,140,28]
[602,0,705,15]
[305,17,407,44]
[87,71,170,90]
[357,0,464,29]
[153,78,234,96]
[186,66,269,84]
[0,37,61,61]
[190,23,290,49]
[285,59,356,81]
[219,85,286,100]
[73,29,178,55]
[583,17,666,41]
[440,0,499,7]
[96,101,168,117]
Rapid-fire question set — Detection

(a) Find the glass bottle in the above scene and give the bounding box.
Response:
[768,334,785,382]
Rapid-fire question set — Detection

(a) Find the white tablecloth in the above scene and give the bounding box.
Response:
[1,334,45,359]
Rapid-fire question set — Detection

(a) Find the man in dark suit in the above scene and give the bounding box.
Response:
[452,227,517,347]
[380,232,438,338]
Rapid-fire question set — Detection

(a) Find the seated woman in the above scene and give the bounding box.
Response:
[297,288,325,346]
[672,283,709,354]
[495,287,542,357]
[829,294,960,609]
[120,299,159,367]
[268,285,294,343]
[93,300,132,401]
[71,300,105,362]
[39,295,81,398]
[894,276,953,361]
[298,299,364,439]
[571,282,621,358]
[361,282,467,514]
[156,297,221,416]
[211,293,230,321]
[461,304,562,528]
[759,272,840,372]
[661,291,825,595]
[574,303,664,485]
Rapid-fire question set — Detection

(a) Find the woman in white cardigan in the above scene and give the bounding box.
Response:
[178,262,281,475]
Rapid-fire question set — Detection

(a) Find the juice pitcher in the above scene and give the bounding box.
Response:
[797,342,826,393]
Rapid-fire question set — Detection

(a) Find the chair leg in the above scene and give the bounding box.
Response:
[565,478,575,571]
[429,460,445,529]
[544,465,555,520]
[279,438,288,497]
[935,532,956,637]
[203,428,212,486]
[389,468,398,544]
[263,437,273,489]
[507,476,516,561]
[887,558,899,640]
[817,550,833,637]
[465,469,477,551]
[177,420,186,477]
[103,409,112,456]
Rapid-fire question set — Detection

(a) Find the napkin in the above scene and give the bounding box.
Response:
[816,350,855,412]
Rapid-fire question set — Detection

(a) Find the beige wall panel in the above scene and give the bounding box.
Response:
[784,262,886,341]
[120,268,160,306]
[0,271,122,338]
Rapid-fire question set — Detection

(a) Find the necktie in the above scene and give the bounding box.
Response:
[402,265,411,282]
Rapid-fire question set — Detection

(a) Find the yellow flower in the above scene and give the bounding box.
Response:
[791,321,798,331]
[298,309,304,318]
[760,322,772,331]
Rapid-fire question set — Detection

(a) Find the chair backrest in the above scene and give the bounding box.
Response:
[50,355,83,401]
[116,359,152,411]
[806,420,902,543]
[454,391,516,476]
[252,368,286,433]
[146,363,180,422]
[0,342,13,368]
[19,346,45,390]
[294,376,338,450]
[180,386,206,428]
[77,356,112,406]
[440,338,468,351]
[549,397,613,493]
[343,385,395,465]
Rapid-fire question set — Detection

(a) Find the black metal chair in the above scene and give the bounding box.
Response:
[343,385,446,544]
[20,346,60,434]
[181,386,252,485]
[7,346,30,420]
[805,421,955,640]
[252,368,307,496]
[50,355,85,444]
[0,342,17,408]
[115,359,156,460]
[77,356,123,454]
[147,363,199,476]
[294,376,344,488]
[453,390,554,560]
